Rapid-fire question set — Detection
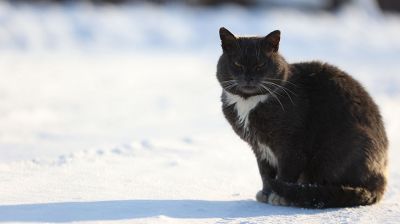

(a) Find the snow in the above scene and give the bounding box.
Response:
[0,2,400,223]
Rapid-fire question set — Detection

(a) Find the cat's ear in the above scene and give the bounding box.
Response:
[262,30,281,53]
[219,27,238,53]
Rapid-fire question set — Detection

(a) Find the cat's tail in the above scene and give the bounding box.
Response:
[266,177,386,208]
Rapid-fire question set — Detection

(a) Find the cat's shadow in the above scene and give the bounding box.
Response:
[0,199,331,222]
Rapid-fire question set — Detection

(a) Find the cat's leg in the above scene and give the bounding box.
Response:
[255,159,276,203]
[255,159,289,206]
[276,154,306,182]
[275,143,307,183]
[265,144,307,206]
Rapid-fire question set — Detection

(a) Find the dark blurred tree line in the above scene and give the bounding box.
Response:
[9,0,400,13]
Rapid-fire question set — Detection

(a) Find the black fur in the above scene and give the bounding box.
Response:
[216,27,388,208]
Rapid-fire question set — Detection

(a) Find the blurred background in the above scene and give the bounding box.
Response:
[0,0,399,162]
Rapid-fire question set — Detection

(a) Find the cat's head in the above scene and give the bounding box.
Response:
[217,27,289,97]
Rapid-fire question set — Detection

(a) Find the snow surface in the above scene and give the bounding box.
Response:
[0,2,400,223]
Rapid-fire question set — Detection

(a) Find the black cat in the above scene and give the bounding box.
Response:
[216,27,388,208]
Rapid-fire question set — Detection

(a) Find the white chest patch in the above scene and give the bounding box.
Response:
[224,91,268,129]
[257,143,278,167]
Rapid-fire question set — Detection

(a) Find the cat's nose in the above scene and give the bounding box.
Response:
[244,77,256,86]
[245,81,253,86]
[244,76,255,83]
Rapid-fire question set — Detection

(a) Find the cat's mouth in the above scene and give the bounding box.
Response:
[221,80,271,96]
[239,85,257,93]
[239,85,259,94]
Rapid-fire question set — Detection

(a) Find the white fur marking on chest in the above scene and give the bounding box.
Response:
[224,91,268,129]
[257,143,278,168]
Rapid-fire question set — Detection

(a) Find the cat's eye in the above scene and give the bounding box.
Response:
[233,61,243,68]
[255,62,266,71]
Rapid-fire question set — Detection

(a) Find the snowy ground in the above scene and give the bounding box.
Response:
[0,2,400,223]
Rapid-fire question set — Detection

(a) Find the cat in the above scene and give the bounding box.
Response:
[216,27,388,208]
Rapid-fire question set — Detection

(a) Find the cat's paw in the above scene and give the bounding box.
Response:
[256,190,269,203]
[256,190,289,206]
[267,192,289,206]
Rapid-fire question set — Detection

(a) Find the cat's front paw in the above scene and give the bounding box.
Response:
[267,192,289,206]
[256,190,289,206]
[256,190,269,203]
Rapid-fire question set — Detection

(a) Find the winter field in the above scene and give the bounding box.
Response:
[0,1,400,223]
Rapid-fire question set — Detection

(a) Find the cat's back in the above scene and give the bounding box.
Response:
[292,61,381,123]
[291,61,387,149]
[291,60,366,94]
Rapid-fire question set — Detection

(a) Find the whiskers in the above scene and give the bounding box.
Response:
[262,81,296,106]
[258,83,285,111]
[220,78,297,112]
[221,80,238,91]
[259,79,298,111]
[264,77,298,88]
